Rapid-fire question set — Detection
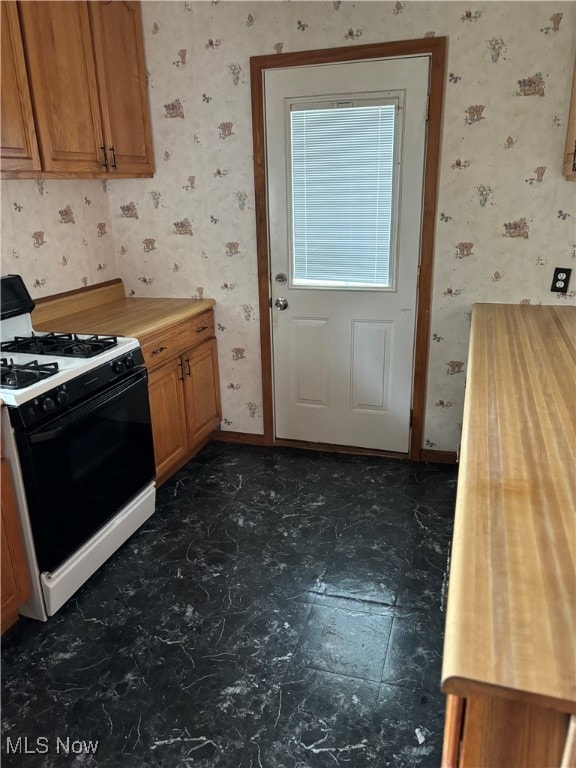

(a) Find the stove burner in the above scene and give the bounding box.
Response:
[0,358,59,390]
[1,332,118,358]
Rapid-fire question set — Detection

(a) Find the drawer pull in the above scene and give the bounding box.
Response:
[151,345,167,356]
[196,325,208,333]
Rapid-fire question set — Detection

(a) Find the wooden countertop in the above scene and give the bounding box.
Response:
[441,303,576,713]
[32,280,214,339]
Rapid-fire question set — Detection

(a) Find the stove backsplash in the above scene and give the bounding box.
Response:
[0,179,117,298]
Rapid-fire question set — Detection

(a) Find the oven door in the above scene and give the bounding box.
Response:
[15,369,156,573]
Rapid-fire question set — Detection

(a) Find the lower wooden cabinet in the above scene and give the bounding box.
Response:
[183,339,221,447]
[148,357,189,482]
[441,693,573,768]
[147,331,221,485]
[1,454,31,633]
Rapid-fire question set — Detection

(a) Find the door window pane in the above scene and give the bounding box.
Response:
[290,100,399,289]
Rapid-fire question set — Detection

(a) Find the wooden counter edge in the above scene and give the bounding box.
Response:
[441,675,576,715]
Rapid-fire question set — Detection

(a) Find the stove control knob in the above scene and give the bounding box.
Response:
[42,396,56,412]
[56,389,69,405]
[125,354,136,369]
[112,359,126,375]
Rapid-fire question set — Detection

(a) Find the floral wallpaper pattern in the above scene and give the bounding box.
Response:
[1,179,115,292]
[1,1,575,451]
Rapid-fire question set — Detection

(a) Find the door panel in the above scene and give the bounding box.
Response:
[351,321,392,412]
[292,318,328,405]
[265,57,429,452]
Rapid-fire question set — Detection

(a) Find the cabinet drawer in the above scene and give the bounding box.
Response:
[188,310,215,346]
[141,311,214,370]
[141,324,188,369]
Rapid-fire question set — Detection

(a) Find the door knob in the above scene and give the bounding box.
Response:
[274,297,288,310]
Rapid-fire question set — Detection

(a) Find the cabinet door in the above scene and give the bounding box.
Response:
[1,457,31,634]
[18,1,106,174]
[442,695,465,767]
[0,2,41,172]
[148,359,189,482]
[458,694,570,767]
[183,339,222,449]
[88,1,154,175]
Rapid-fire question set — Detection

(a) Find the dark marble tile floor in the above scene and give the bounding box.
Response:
[1,443,456,767]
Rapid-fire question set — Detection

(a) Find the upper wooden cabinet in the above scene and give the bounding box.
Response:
[88,1,154,176]
[0,0,154,179]
[0,2,41,172]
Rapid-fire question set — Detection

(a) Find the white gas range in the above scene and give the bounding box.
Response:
[1,275,156,622]
[1,312,141,406]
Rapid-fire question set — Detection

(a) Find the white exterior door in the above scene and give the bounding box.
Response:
[265,57,428,452]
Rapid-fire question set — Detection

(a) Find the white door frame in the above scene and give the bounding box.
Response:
[250,37,447,461]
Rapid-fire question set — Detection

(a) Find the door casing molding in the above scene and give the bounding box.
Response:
[250,37,446,460]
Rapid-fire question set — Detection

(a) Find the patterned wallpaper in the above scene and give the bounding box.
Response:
[1,1,575,452]
[1,178,116,293]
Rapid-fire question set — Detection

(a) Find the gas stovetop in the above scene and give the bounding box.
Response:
[0,334,142,408]
[1,332,119,358]
[0,277,142,409]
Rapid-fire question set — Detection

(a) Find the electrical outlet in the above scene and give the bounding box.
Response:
[550,267,572,293]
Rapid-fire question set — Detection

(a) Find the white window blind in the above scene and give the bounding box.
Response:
[290,102,397,289]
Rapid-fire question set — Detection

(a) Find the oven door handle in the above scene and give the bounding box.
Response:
[30,426,64,443]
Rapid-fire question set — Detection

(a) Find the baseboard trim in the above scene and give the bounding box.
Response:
[210,430,267,446]
[209,432,457,464]
[211,431,406,459]
[274,438,408,460]
[421,449,458,464]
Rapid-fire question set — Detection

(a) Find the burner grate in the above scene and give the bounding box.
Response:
[1,332,118,358]
[0,357,59,389]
